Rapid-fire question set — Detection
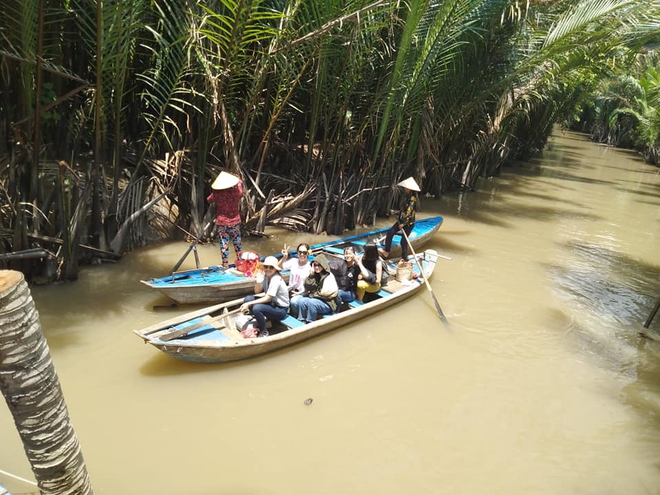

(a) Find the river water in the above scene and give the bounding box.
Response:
[2,131,660,494]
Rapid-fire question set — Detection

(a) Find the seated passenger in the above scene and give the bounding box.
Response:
[335,246,360,304]
[279,243,313,317]
[239,256,290,337]
[355,242,383,302]
[292,254,339,323]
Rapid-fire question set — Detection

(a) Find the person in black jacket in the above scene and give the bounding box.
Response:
[355,242,384,302]
[379,177,420,262]
[330,246,360,304]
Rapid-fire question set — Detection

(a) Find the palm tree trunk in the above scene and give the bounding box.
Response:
[0,270,93,495]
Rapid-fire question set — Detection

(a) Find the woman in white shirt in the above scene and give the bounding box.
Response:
[240,256,290,337]
[279,243,313,317]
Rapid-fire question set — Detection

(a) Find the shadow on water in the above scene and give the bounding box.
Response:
[636,199,660,208]
[534,169,616,186]
[614,184,660,203]
[540,155,597,172]
[499,188,587,209]
[436,135,623,230]
[542,238,660,423]
[440,176,603,228]
[519,153,587,171]
[615,178,660,188]
[622,339,660,428]
[430,229,480,257]
[545,239,660,328]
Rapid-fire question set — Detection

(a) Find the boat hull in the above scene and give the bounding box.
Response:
[141,268,258,305]
[135,250,440,363]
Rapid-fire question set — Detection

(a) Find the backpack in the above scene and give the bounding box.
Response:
[327,256,349,289]
[235,251,260,277]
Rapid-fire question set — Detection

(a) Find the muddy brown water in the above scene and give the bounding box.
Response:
[2,131,660,494]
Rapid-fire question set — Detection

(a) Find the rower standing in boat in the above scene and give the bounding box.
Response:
[379,176,420,262]
[207,171,243,269]
[239,256,290,338]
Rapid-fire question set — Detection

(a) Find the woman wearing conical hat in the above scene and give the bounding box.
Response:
[379,176,420,262]
[206,171,243,269]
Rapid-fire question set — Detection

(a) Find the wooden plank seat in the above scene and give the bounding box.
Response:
[323,246,346,255]
[281,314,305,329]
[347,289,390,308]
[379,278,409,294]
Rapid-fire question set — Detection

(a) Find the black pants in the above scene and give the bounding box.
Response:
[384,222,413,259]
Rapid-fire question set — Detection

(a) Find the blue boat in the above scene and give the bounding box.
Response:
[135,249,440,362]
[141,216,443,305]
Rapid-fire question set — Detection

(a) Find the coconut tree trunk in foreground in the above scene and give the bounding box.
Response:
[0,270,93,495]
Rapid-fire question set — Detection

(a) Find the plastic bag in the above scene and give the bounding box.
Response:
[240,326,258,339]
[240,317,259,338]
[235,251,260,277]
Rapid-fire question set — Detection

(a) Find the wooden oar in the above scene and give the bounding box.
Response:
[160,307,244,342]
[170,219,214,273]
[400,229,448,323]
[141,296,247,335]
[424,252,452,261]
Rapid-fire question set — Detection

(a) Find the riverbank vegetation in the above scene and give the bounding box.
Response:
[2,0,659,281]
[573,52,660,165]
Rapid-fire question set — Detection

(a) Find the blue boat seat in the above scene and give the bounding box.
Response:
[323,246,345,255]
[281,314,305,329]
[347,289,390,308]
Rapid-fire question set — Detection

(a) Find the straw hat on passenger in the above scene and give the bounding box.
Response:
[211,171,240,190]
[397,177,420,192]
[262,256,282,271]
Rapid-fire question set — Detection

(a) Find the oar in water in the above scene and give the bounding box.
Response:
[400,229,448,323]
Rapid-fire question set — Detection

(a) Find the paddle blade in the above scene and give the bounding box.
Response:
[430,291,446,321]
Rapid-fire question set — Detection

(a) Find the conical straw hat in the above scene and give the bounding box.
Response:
[211,171,240,190]
[397,177,420,192]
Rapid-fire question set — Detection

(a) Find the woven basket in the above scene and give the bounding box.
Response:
[395,261,413,282]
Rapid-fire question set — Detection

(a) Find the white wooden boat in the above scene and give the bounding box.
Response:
[134,249,440,363]
[140,216,443,305]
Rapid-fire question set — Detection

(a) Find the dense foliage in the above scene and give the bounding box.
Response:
[574,52,660,164]
[1,0,659,280]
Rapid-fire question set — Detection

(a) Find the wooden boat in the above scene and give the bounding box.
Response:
[134,249,440,363]
[141,215,443,305]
